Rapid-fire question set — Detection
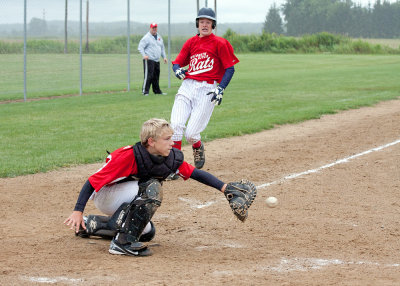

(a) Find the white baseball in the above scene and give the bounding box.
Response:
[266,196,278,208]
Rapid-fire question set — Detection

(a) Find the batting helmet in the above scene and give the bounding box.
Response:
[196,7,216,29]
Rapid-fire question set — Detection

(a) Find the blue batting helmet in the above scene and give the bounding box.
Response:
[196,7,216,29]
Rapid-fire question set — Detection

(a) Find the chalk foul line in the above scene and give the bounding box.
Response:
[179,139,400,209]
[257,138,400,189]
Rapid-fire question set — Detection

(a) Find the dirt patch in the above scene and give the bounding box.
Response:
[1,99,399,285]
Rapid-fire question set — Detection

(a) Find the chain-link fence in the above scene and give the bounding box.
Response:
[0,0,265,102]
[0,0,223,101]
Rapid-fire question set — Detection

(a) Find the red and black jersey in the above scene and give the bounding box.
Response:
[89,145,195,192]
[172,33,239,84]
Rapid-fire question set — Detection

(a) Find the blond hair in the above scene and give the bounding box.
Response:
[140,118,173,147]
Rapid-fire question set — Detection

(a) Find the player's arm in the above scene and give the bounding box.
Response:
[180,162,256,222]
[190,168,227,192]
[74,180,95,212]
[178,162,226,192]
[219,66,235,89]
[172,64,187,80]
[172,39,191,79]
[208,66,235,106]
[209,38,239,105]
[63,180,94,233]
[212,65,235,97]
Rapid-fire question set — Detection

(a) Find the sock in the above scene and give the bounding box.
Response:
[173,141,182,150]
[192,141,202,149]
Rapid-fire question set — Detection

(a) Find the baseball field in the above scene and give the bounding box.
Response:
[1,53,400,285]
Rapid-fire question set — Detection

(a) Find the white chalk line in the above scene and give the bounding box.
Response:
[179,139,400,209]
[21,276,84,284]
[211,257,400,276]
[261,257,400,273]
[178,197,220,209]
[257,138,400,189]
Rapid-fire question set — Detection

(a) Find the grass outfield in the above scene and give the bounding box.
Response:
[1,53,399,177]
[0,54,161,101]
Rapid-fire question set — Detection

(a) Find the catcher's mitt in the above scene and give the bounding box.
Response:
[224,179,257,222]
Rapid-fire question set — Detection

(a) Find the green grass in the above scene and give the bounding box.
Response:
[1,53,399,177]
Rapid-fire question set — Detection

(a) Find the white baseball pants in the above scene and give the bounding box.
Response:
[171,79,216,144]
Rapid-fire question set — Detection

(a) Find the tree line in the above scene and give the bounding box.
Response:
[2,31,398,54]
[264,0,400,38]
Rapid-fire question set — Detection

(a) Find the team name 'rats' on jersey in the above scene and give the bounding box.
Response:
[172,33,239,84]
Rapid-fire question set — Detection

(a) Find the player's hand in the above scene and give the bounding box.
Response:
[208,86,224,106]
[175,68,186,80]
[63,211,86,233]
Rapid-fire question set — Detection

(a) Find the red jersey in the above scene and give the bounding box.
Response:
[172,33,239,83]
[88,145,195,191]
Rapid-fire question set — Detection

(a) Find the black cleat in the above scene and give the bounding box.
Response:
[109,238,152,256]
[192,143,205,169]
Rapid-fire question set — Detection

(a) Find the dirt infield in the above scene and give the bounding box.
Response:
[1,99,399,285]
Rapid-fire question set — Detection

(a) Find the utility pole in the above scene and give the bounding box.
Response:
[64,0,68,54]
[85,0,89,53]
[214,0,217,35]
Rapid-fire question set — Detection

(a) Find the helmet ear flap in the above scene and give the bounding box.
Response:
[212,21,216,29]
[196,19,199,28]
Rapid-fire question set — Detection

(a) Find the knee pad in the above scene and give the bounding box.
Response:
[120,179,162,243]
[139,179,163,206]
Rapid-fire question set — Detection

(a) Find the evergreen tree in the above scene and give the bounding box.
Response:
[282,0,400,38]
[263,3,284,34]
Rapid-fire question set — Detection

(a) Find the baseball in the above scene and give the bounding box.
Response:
[266,196,278,208]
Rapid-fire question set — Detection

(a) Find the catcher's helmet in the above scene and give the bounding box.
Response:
[196,7,216,29]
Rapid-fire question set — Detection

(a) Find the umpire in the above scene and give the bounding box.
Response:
[138,23,167,96]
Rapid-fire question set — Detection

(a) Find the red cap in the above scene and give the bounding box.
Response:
[150,23,158,28]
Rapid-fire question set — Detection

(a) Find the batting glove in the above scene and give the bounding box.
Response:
[175,68,186,80]
[208,86,224,106]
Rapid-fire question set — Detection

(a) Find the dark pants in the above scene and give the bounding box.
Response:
[142,59,162,94]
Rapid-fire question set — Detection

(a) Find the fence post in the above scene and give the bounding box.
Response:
[79,0,83,96]
[127,0,131,91]
[23,0,27,102]
[168,0,171,89]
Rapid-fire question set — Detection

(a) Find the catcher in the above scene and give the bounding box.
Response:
[63,118,256,257]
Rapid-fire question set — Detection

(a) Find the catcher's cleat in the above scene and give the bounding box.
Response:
[192,143,205,169]
[109,238,152,257]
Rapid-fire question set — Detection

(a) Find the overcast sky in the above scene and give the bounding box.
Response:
[0,0,394,25]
